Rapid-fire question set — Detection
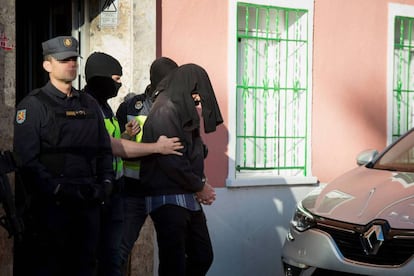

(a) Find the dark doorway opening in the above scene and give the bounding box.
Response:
[15,0,74,105]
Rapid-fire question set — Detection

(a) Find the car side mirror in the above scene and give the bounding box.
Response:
[356,149,379,166]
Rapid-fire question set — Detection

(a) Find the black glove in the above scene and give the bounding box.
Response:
[54,183,85,203]
[89,180,113,204]
[103,179,114,199]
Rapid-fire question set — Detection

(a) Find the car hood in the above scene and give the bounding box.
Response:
[302,166,414,229]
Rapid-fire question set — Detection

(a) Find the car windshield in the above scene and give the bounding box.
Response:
[373,130,414,172]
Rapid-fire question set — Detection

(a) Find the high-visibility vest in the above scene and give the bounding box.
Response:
[123,115,147,179]
[104,116,124,180]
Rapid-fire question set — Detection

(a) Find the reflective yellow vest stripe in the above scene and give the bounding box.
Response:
[104,117,124,180]
[123,115,147,180]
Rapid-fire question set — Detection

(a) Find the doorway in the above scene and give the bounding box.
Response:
[15,0,77,104]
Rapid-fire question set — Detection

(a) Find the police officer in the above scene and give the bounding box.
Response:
[83,52,184,276]
[13,36,114,276]
[83,52,125,276]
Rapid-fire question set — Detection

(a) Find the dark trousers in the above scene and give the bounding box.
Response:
[14,196,101,276]
[97,190,124,276]
[119,194,147,274]
[150,205,214,276]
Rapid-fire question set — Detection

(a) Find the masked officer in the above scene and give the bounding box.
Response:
[83,52,184,276]
[83,52,125,276]
[13,36,114,276]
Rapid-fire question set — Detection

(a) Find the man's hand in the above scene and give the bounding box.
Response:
[125,119,140,137]
[156,135,183,156]
[196,181,216,205]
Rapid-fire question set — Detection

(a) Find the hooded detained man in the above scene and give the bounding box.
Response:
[83,52,183,276]
[140,63,224,276]
[114,56,180,273]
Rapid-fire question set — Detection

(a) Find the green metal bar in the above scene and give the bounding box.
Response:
[263,7,270,167]
[304,11,309,175]
[284,9,289,169]
[396,17,403,137]
[238,2,307,14]
[242,6,249,168]
[254,6,259,168]
[237,166,305,171]
[292,10,301,167]
[274,9,281,174]
[407,19,413,132]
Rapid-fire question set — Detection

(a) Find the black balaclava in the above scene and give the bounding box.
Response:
[85,52,123,103]
[147,57,178,97]
[163,63,223,133]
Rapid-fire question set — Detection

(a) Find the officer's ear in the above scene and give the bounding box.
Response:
[43,59,52,73]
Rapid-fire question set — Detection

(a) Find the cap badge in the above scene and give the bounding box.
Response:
[63,38,72,48]
[135,101,143,110]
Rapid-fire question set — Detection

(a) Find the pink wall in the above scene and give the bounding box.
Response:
[160,0,414,186]
[312,0,414,182]
[160,0,229,187]
[312,0,388,181]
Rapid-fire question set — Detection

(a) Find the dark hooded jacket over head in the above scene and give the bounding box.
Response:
[155,63,223,133]
[140,63,223,196]
[148,57,178,96]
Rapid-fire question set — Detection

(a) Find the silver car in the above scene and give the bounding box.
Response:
[282,128,414,276]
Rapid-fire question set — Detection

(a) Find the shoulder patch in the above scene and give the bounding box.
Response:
[16,109,26,124]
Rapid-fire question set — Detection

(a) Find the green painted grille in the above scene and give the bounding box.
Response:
[236,3,310,176]
[393,16,414,141]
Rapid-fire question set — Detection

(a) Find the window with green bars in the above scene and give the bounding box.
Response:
[393,16,414,142]
[235,3,310,177]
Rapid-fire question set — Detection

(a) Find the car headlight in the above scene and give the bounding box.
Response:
[291,202,316,232]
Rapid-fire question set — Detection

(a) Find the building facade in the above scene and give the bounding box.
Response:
[2,0,414,275]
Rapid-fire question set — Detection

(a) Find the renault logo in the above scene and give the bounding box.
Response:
[360,224,384,255]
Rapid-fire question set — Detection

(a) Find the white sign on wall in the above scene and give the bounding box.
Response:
[100,0,118,27]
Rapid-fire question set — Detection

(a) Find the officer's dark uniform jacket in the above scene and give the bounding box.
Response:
[116,91,152,196]
[14,81,114,198]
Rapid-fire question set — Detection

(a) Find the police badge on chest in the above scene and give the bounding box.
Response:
[134,100,143,110]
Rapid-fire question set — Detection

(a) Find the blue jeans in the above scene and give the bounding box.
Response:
[119,194,147,272]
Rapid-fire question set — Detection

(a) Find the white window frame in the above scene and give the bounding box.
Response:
[387,3,414,145]
[226,0,317,187]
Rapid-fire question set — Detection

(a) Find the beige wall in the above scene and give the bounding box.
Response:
[0,0,15,274]
[84,0,157,111]
[0,0,16,150]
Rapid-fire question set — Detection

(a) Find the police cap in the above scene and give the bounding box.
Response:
[42,36,80,60]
